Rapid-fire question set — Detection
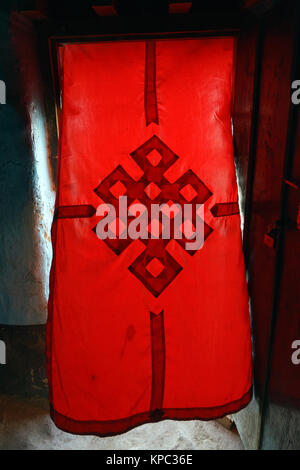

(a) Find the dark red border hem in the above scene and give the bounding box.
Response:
[50,387,252,438]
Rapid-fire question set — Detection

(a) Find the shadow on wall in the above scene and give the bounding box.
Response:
[0,324,48,396]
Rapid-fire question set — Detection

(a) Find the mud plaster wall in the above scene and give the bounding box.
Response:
[0,3,55,325]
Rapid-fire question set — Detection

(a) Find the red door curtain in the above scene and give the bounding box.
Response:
[47,37,253,436]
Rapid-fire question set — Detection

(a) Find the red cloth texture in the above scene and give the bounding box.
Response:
[47,37,253,436]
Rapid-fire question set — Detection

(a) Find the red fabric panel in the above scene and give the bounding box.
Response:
[47,37,253,436]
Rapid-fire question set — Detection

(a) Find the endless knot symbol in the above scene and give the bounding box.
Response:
[94,135,213,297]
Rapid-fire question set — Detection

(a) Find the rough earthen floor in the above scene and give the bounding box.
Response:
[0,395,244,450]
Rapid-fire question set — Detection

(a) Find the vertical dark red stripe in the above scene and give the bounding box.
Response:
[149,310,165,419]
[145,41,159,126]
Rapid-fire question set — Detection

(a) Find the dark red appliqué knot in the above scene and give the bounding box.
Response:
[93,135,214,297]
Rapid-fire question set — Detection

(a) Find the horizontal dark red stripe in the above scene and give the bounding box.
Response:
[210,202,240,217]
[54,205,96,220]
